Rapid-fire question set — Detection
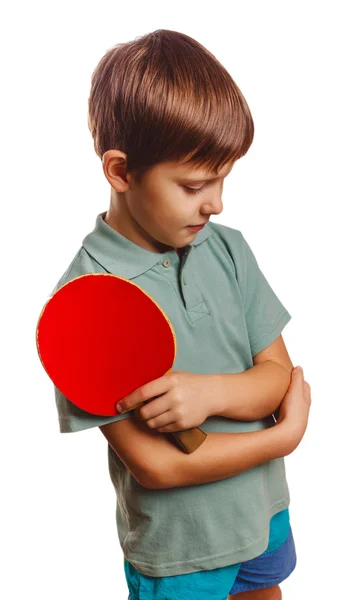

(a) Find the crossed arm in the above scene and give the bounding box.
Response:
[213,334,294,421]
[100,334,295,489]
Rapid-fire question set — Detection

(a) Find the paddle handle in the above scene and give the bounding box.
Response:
[170,428,207,453]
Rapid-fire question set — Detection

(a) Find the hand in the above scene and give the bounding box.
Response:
[275,366,312,452]
[116,370,217,432]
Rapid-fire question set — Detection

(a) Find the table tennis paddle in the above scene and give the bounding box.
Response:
[35,273,207,454]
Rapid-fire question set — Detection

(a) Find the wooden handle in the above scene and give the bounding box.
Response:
[170,427,207,453]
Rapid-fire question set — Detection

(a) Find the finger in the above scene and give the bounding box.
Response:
[293,365,304,379]
[303,380,311,400]
[139,394,170,421]
[119,373,172,412]
[146,409,174,429]
[140,372,173,403]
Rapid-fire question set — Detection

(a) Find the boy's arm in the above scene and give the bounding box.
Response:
[100,343,293,489]
[211,335,294,421]
[162,425,292,489]
[99,409,293,490]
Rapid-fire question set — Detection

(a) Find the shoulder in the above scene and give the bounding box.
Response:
[207,221,259,267]
[206,221,247,262]
[205,221,247,276]
[50,246,107,296]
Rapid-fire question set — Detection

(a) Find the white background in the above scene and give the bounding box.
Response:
[2,2,357,599]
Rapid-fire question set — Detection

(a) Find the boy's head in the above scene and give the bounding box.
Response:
[87,29,254,253]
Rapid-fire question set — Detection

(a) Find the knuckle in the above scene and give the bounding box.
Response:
[173,392,182,406]
[139,406,147,419]
[138,387,147,401]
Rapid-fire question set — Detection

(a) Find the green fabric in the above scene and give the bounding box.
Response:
[51,211,292,577]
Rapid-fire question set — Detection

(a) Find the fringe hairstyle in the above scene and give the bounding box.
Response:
[87,29,254,182]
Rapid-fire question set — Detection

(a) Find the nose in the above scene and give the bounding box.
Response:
[202,193,223,217]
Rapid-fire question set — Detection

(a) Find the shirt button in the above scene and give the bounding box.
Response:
[162,258,171,267]
[183,278,187,285]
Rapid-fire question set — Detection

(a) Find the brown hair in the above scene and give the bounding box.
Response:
[87,29,254,182]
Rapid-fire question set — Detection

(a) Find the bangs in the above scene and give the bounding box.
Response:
[88,29,254,180]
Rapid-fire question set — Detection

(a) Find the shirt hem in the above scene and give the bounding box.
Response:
[122,496,290,577]
[58,412,132,433]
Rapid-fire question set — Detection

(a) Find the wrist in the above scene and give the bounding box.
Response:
[205,373,225,418]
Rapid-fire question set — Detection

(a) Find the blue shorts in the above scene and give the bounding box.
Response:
[125,509,297,599]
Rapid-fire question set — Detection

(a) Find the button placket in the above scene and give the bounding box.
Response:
[180,249,210,322]
[182,250,188,286]
[159,251,188,303]
[179,248,189,286]
[157,247,210,322]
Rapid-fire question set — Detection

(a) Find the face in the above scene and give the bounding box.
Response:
[103,151,235,253]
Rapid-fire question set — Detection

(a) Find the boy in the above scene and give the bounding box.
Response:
[50,30,310,599]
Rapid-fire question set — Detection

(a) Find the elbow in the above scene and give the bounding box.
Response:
[141,473,159,489]
[145,469,173,489]
[117,459,159,490]
[269,360,292,395]
[145,476,162,490]
[141,474,162,490]
[143,466,179,490]
[138,466,166,490]
[271,366,292,414]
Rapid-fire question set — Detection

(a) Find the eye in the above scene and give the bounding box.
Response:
[183,186,204,195]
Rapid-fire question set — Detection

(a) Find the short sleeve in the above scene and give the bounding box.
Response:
[54,384,133,433]
[241,233,292,357]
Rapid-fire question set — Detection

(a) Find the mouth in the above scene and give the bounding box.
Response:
[187,220,209,228]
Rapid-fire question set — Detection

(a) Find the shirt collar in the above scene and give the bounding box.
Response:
[82,211,212,280]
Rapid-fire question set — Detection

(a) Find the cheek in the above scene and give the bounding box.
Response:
[137,185,193,227]
[154,192,187,224]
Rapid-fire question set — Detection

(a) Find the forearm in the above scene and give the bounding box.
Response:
[209,361,291,421]
[153,424,291,489]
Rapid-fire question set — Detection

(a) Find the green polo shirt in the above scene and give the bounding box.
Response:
[50,211,292,577]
